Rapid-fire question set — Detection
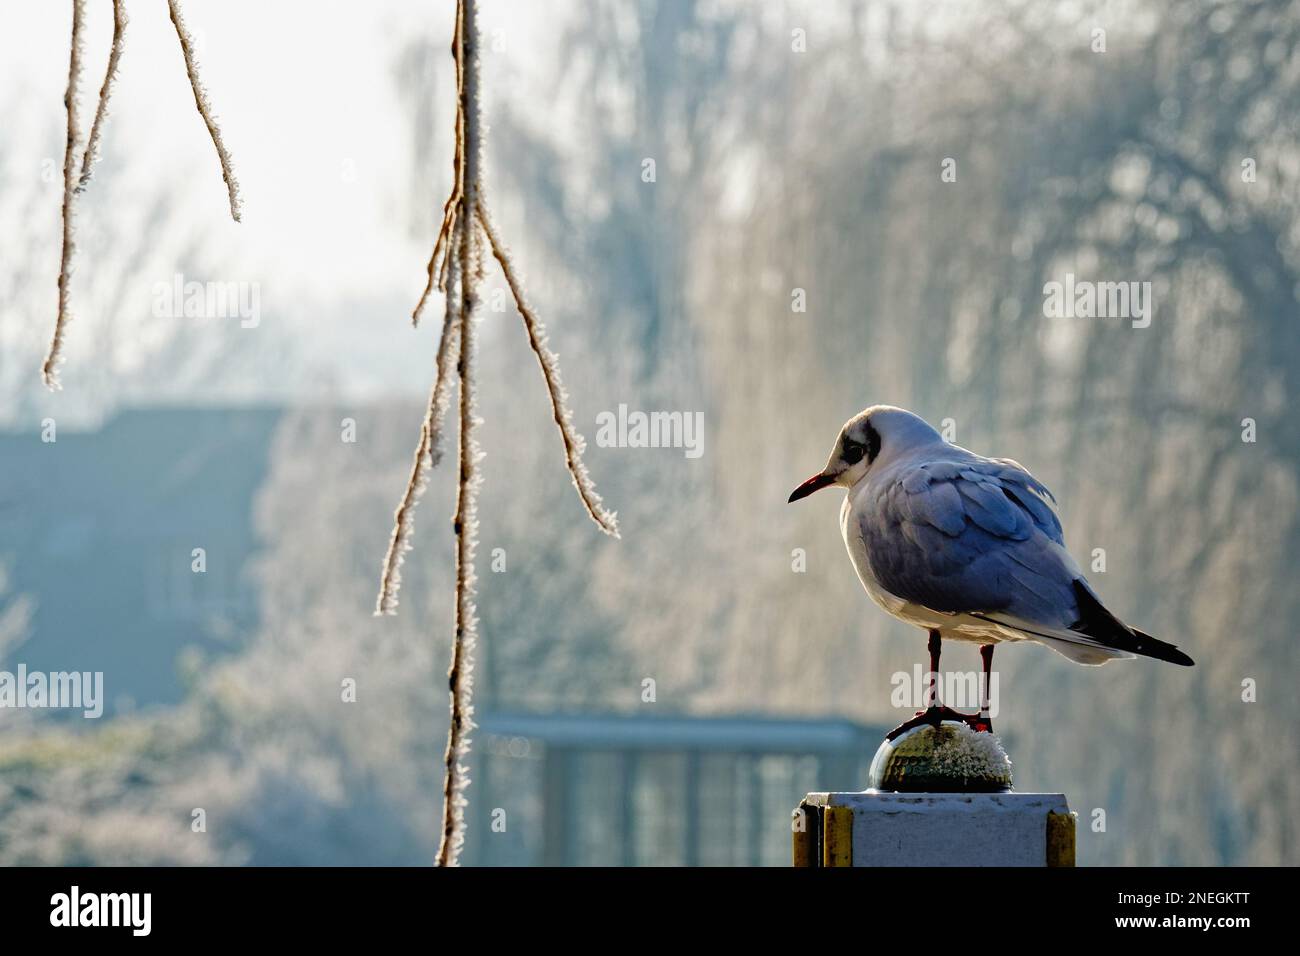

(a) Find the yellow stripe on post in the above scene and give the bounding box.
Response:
[1046,811,1076,867]
[822,805,854,867]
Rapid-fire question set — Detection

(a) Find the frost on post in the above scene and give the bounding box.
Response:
[374,0,619,867]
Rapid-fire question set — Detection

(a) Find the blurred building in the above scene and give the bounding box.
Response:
[0,408,283,714]
[467,711,880,866]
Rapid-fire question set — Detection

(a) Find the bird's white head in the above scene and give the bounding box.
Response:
[788,405,944,502]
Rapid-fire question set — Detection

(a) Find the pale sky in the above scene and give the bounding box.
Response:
[0,1,566,418]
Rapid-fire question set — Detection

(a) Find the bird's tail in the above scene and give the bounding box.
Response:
[1067,580,1194,666]
[974,580,1194,667]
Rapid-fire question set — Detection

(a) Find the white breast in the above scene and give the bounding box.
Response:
[839,490,909,617]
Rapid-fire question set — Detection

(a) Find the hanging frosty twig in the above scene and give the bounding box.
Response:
[167,0,242,222]
[374,0,618,867]
[477,208,619,535]
[76,0,126,193]
[43,0,242,390]
[42,0,87,391]
[443,57,482,862]
[375,259,462,616]
[411,6,464,330]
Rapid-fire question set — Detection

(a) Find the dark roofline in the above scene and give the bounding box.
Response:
[477,710,881,752]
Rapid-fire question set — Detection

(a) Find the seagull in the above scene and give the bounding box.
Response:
[789,405,1193,739]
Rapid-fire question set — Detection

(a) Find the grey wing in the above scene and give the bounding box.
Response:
[859,457,1077,626]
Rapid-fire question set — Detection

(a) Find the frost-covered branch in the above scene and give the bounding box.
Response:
[375,260,462,616]
[376,0,618,867]
[437,0,480,870]
[42,0,87,391]
[43,0,242,389]
[167,0,242,222]
[77,0,127,192]
[478,206,619,537]
[412,10,465,328]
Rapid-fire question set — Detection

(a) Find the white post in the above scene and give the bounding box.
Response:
[794,791,1076,867]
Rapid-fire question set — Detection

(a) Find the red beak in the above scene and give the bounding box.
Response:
[788,472,836,503]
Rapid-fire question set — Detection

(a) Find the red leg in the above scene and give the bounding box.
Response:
[967,644,994,734]
[886,632,996,740]
[886,630,979,740]
[926,629,941,708]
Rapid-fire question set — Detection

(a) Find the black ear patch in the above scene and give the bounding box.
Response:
[864,420,882,463]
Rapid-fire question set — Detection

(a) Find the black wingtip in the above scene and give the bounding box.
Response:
[1132,628,1195,666]
[1070,581,1195,666]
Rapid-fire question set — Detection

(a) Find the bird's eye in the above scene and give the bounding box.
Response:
[843,441,866,465]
